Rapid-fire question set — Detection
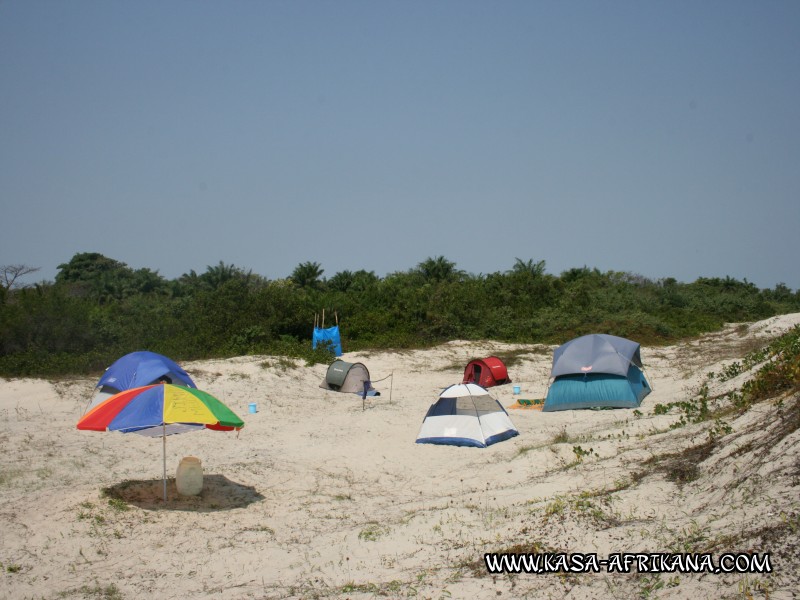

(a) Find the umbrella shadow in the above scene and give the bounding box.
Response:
[101,474,264,512]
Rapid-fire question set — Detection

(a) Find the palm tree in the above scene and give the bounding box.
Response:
[290,261,324,289]
[509,258,546,277]
[200,261,251,290]
[327,270,354,292]
[416,256,462,283]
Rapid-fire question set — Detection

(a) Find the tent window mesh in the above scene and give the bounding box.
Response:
[455,395,497,415]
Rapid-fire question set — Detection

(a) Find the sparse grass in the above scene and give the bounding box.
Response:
[541,491,620,527]
[244,525,275,535]
[667,520,712,553]
[260,356,299,371]
[438,346,549,373]
[492,347,552,366]
[638,573,681,598]
[514,444,537,457]
[643,440,716,485]
[544,496,567,517]
[358,522,388,541]
[0,467,22,487]
[551,426,575,444]
[514,440,555,457]
[571,493,619,527]
[36,466,54,479]
[106,497,129,512]
[459,536,556,577]
[737,574,774,599]
[762,393,800,449]
[665,340,792,429]
[56,583,124,599]
[340,581,380,594]
[703,511,800,553]
[334,575,439,599]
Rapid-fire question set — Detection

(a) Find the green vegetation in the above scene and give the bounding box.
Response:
[640,324,800,490]
[654,325,800,433]
[357,522,388,541]
[55,583,124,599]
[1,253,799,377]
[737,325,800,404]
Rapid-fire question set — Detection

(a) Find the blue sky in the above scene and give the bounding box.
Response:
[2,1,799,289]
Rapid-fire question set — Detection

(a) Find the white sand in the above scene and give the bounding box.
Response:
[2,314,800,599]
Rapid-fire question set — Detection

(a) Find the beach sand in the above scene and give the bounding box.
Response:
[2,313,800,599]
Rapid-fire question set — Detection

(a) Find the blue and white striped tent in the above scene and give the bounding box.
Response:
[416,383,519,448]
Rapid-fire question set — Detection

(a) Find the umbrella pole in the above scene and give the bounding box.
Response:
[162,424,167,502]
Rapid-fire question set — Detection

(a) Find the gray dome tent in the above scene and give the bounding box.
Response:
[319,360,379,397]
[543,334,651,411]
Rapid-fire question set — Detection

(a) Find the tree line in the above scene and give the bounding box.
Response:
[1,252,798,377]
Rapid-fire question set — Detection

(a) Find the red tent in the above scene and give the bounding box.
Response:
[462,356,512,388]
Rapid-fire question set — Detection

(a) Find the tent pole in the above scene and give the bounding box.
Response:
[162,423,167,502]
[468,386,487,446]
[642,367,654,391]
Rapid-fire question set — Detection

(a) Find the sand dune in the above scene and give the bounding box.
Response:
[2,314,799,599]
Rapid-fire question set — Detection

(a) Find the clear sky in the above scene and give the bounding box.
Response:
[2,1,798,289]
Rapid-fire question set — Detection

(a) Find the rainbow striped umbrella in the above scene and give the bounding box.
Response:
[77,384,244,500]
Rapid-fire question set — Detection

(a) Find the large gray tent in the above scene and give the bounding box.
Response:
[550,334,643,378]
[543,334,651,411]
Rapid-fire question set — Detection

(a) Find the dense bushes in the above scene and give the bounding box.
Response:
[1,253,799,377]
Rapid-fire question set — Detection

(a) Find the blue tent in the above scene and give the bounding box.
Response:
[543,334,651,411]
[88,351,196,411]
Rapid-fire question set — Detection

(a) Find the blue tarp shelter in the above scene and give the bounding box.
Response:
[313,311,343,356]
[313,325,342,356]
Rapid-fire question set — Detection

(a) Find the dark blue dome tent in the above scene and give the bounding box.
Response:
[87,351,196,412]
[543,334,651,411]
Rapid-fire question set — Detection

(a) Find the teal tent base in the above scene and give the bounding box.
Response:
[543,366,650,412]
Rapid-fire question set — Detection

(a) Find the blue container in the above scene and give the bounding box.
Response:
[513,385,521,395]
[248,402,257,414]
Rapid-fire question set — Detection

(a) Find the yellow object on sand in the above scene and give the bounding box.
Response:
[507,399,544,410]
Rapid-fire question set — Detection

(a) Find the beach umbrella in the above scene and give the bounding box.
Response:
[88,351,197,412]
[77,384,244,501]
